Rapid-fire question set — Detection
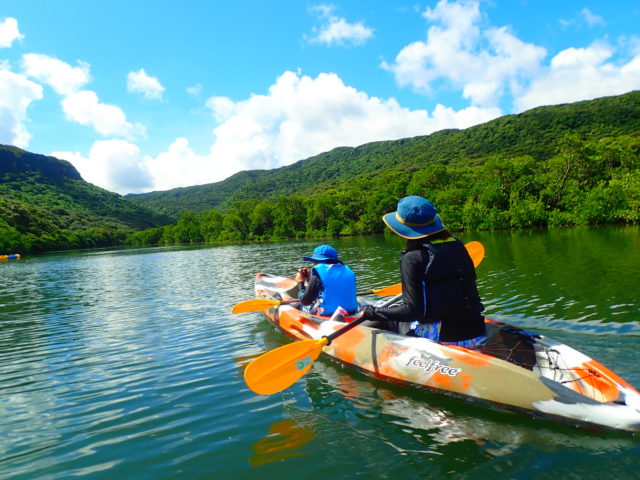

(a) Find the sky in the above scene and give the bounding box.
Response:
[1,1,639,195]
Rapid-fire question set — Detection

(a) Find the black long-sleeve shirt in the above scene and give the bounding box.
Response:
[366,248,428,323]
[366,239,485,342]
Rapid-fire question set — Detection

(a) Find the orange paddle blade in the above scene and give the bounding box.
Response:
[244,338,328,395]
[232,299,283,314]
[465,241,485,267]
[371,284,402,296]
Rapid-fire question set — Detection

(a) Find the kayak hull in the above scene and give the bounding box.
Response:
[254,273,640,433]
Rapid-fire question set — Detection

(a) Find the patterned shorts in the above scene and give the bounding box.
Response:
[410,321,487,348]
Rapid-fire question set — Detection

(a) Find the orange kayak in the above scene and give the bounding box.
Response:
[254,273,640,433]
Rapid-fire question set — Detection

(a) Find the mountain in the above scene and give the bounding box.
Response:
[0,145,172,253]
[127,90,640,219]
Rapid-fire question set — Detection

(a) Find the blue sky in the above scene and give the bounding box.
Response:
[1,0,639,194]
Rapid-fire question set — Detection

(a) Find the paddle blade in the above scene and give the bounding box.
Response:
[466,241,485,267]
[371,283,402,297]
[244,338,327,395]
[232,299,282,314]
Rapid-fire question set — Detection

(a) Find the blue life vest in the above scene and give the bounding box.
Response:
[312,262,358,315]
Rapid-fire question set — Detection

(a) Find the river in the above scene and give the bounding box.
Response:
[0,227,638,479]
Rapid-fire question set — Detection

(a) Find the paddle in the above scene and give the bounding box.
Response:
[232,298,298,314]
[244,294,403,395]
[466,240,485,268]
[232,286,398,313]
[357,240,485,297]
[356,284,404,297]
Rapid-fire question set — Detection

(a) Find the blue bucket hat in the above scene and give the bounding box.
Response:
[382,196,446,239]
[303,244,340,263]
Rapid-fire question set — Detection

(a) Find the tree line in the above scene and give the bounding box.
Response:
[126,134,639,247]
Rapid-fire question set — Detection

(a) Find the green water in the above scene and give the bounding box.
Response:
[0,227,638,479]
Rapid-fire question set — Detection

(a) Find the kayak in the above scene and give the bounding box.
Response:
[253,273,640,434]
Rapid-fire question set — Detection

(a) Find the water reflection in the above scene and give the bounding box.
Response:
[249,318,638,479]
[318,359,637,451]
[473,226,640,332]
[249,419,316,466]
[1,229,638,480]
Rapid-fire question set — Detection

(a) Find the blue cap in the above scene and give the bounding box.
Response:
[382,196,446,239]
[303,245,340,263]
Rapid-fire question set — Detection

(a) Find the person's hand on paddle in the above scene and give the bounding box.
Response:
[360,305,375,319]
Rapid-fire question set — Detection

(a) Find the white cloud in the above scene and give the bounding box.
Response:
[146,137,213,191]
[0,68,43,147]
[581,8,604,27]
[20,54,144,139]
[0,17,23,48]
[57,138,210,194]
[382,0,639,113]
[61,90,145,138]
[22,54,91,95]
[308,4,374,46]
[186,83,202,97]
[211,71,410,171]
[206,96,236,122]
[205,70,499,175]
[127,68,165,100]
[382,0,546,108]
[58,70,501,194]
[515,42,640,111]
[54,140,153,194]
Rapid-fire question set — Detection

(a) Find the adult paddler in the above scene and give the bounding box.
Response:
[361,196,487,347]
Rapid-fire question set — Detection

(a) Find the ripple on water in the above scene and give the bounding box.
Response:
[0,234,639,479]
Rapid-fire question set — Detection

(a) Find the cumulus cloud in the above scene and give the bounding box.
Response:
[54,140,153,194]
[22,54,91,95]
[57,138,211,194]
[21,53,144,138]
[0,17,23,48]
[382,0,640,113]
[308,4,374,46]
[205,70,500,174]
[127,68,165,100]
[0,68,43,147]
[515,42,640,111]
[61,90,144,138]
[146,137,214,191]
[60,70,500,194]
[382,0,546,108]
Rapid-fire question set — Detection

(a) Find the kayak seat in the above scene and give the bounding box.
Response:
[477,323,538,371]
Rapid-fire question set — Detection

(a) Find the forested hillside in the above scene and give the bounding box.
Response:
[2,91,639,254]
[127,91,640,219]
[126,132,640,246]
[0,146,172,253]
